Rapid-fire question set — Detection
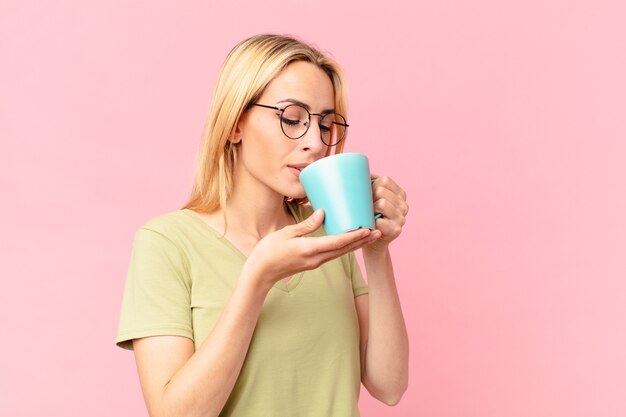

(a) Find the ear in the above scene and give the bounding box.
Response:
[229,114,246,144]
[230,128,242,144]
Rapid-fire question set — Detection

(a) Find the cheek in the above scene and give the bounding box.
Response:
[238,135,283,176]
[242,117,284,153]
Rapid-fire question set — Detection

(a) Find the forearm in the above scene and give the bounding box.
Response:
[362,247,409,403]
[161,270,272,417]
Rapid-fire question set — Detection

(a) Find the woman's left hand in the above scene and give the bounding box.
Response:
[366,173,409,253]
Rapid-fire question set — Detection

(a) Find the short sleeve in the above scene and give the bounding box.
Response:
[116,228,193,350]
[349,251,369,297]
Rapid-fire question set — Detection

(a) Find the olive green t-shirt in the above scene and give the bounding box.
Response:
[116,202,369,417]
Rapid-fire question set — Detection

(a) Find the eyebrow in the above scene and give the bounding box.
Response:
[276,98,335,114]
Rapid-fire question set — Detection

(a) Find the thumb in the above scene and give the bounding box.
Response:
[292,208,324,236]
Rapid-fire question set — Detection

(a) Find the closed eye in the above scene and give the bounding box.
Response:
[282,118,301,126]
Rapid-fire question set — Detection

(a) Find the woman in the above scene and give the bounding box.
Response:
[117,34,409,417]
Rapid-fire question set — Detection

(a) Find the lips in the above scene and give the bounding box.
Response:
[287,163,309,172]
[287,163,310,178]
[289,163,311,170]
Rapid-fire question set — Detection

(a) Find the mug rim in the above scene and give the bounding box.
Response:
[300,152,367,177]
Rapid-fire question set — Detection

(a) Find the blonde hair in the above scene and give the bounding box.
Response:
[182,33,349,214]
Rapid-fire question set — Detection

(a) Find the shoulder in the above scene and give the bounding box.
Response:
[140,209,192,236]
[132,209,201,256]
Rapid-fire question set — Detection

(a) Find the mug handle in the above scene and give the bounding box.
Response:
[371,178,383,219]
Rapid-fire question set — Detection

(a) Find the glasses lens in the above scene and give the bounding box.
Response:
[281,105,309,139]
[320,113,347,146]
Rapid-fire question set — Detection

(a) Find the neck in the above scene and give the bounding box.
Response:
[220,168,295,240]
[223,195,293,240]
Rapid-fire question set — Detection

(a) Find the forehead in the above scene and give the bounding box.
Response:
[259,61,335,108]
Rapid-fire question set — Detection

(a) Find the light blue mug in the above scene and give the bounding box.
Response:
[300,153,381,235]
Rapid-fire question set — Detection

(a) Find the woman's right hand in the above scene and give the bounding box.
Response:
[242,208,379,289]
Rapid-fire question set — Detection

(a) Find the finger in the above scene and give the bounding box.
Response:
[305,228,372,253]
[314,232,377,264]
[373,200,405,226]
[288,208,324,237]
[297,230,373,270]
[374,194,402,219]
[371,175,407,201]
[373,187,409,217]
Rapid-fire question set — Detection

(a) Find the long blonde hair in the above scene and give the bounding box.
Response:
[182,34,349,214]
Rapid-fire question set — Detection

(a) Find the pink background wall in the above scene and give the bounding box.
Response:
[1,1,625,416]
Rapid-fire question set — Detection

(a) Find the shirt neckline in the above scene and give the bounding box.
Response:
[180,202,304,293]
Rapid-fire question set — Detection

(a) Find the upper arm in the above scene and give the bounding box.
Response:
[117,228,193,350]
[133,336,195,417]
[355,293,369,379]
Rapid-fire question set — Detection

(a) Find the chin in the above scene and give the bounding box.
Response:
[282,184,307,200]
[285,190,307,200]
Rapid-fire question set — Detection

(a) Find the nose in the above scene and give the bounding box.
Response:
[298,119,327,154]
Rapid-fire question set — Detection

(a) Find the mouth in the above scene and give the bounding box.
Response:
[287,164,309,178]
[288,163,311,171]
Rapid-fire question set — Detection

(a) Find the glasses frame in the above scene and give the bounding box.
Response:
[252,103,349,146]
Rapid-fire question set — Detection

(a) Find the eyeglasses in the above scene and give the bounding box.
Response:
[252,103,348,146]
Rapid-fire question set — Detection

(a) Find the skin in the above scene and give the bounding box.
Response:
[132,61,409,417]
